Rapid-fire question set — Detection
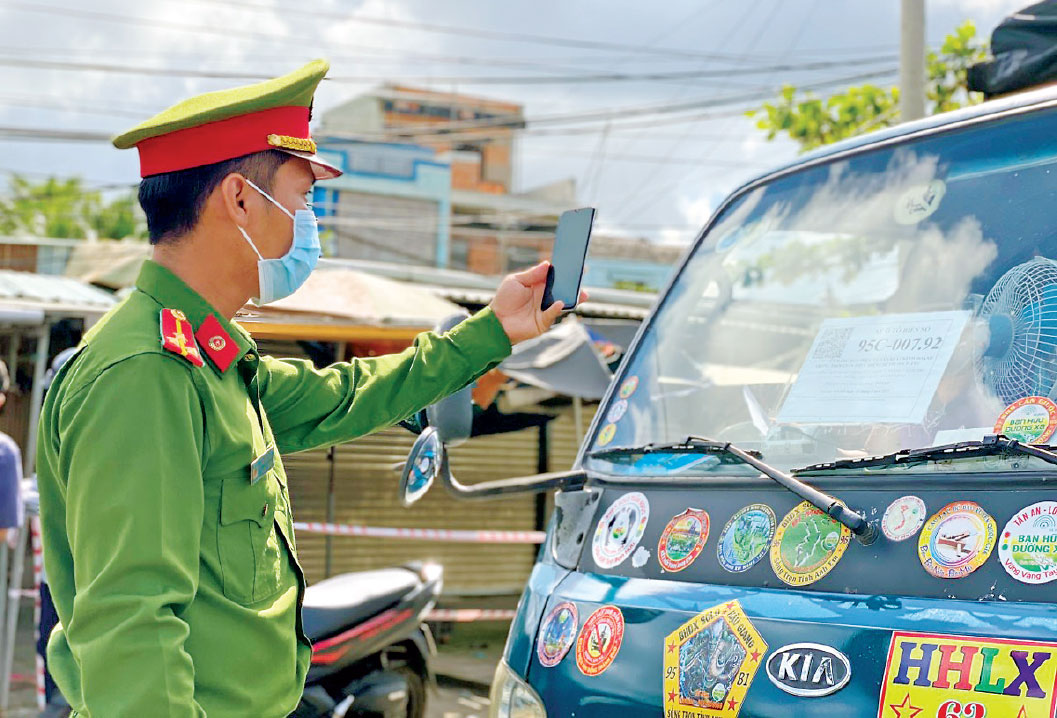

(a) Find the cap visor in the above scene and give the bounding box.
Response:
[278,148,342,180]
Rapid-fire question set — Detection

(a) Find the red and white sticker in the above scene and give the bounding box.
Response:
[576,606,624,676]
[657,508,709,572]
[994,396,1057,445]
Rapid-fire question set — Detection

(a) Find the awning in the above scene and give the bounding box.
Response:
[500,317,612,400]
[236,266,466,341]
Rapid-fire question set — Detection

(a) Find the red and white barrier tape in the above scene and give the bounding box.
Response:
[425,609,517,622]
[293,522,545,545]
[31,516,44,710]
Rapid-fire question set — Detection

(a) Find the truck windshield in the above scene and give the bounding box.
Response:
[587,105,1057,476]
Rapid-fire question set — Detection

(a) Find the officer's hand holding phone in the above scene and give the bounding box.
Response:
[491,208,594,345]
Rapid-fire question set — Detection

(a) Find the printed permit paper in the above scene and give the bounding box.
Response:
[777,310,970,425]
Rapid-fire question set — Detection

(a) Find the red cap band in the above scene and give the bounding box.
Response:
[136,106,311,177]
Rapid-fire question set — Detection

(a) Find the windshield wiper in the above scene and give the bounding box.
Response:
[590,436,876,544]
[795,433,1057,473]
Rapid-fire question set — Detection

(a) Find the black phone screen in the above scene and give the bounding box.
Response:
[546,207,595,310]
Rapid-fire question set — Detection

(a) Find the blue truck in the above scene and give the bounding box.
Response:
[404,73,1057,718]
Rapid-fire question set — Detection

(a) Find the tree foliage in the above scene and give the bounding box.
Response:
[749,21,990,153]
[0,175,147,240]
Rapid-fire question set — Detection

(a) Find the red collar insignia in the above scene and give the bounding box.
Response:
[195,314,239,373]
[159,309,204,367]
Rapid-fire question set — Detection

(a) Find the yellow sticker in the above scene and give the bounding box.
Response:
[878,630,1057,718]
[597,423,617,446]
[663,600,767,718]
[770,501,851,586]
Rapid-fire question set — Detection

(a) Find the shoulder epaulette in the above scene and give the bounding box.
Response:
[159,309,204,367]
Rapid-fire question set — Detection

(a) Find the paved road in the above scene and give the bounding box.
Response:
[428,680,491,718]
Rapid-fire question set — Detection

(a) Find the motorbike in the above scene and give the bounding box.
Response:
[292,561,442,718]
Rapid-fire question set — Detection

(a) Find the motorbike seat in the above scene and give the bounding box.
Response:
[302,567,422,642]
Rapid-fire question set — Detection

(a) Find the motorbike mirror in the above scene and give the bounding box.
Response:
[425,312,474,447]
[399,426,444,507]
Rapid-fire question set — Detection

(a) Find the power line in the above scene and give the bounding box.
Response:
[0,2,618,78]
[184,0,835,66]
[1,1,908,76]
[0,42,904,68]
[0,64,896,149]
[0,52,897,86]
[610,0,826,224]
[518,146,773,169]
[343,68,897,138]
[600,0,766,217]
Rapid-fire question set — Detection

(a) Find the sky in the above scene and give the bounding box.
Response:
[0,0,1030,245]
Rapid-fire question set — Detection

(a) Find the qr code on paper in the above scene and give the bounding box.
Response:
[812,327,852,359]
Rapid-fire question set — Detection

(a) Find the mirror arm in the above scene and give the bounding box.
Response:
[439,453,587,499]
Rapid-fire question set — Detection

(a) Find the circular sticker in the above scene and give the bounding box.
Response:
[618,376,639,399]
[596,423,617,447]
[770,502,851,586]
[606,399,629,424]
[576,606,624,676]
[998,500,1057,584]
[657,509,710,573]
[918,501,997,579]
[592,492,650,569]
[994,396,1057,444]
[882,496,927,542]
[894,179,946,225]
[717,504,776,573]
[536,602,578,667]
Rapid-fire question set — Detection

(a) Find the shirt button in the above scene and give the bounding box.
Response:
[261,503,268,518]
[244,353,256,362]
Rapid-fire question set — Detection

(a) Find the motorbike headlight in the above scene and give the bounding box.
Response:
[488,659,546,718]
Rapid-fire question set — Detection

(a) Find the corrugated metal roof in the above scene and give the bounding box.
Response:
[0,270,116,312]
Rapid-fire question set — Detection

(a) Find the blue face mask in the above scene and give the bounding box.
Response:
[238,178,320,305]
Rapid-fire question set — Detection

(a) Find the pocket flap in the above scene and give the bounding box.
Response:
[220,476,273,528]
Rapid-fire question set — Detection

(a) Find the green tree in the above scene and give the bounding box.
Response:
[0,175,148,240]
[749,21,989,153]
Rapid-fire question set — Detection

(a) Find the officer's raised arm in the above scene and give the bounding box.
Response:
[258,260,575,454]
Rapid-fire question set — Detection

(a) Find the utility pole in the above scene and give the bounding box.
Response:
[900,0,926,121]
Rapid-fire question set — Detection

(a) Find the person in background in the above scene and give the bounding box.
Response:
[0,359,22,543]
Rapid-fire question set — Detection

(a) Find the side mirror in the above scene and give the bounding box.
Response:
[397,313,588,503]
[399,426,444,507]
[397,423,586,503]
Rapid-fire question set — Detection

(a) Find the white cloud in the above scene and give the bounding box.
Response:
[0,0,1037,239]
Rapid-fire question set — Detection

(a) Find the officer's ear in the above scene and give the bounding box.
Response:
[217,173,254,228]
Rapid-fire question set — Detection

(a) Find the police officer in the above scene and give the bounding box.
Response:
[36,59,575,717]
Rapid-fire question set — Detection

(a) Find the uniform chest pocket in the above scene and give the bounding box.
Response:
[217,476,284,604]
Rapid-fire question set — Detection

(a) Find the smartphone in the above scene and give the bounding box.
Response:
[541,207,596,311]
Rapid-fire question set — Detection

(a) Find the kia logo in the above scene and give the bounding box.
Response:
[765,643,851,697]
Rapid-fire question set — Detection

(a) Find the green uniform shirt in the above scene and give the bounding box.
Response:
[36,260,512,718]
